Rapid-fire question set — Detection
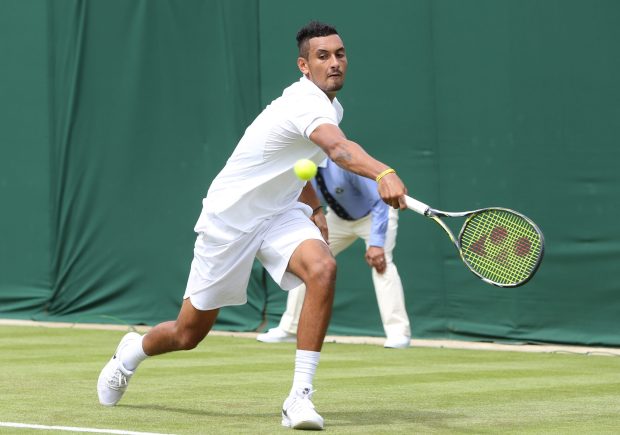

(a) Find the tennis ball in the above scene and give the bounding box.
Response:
[294,159,318,181]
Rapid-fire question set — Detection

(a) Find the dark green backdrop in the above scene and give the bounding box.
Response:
[1,0,619,346]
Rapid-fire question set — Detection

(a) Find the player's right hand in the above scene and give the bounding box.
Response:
[377,172,407,210]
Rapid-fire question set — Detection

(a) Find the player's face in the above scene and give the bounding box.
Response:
[298,34,348,100]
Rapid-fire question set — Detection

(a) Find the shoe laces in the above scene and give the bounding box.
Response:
[298,387,316,399]
[106,366,129,391]
[286,388,317,413]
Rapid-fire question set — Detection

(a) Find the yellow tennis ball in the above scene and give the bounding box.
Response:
[294,159,318,181]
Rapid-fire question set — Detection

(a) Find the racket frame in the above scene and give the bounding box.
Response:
[404,195,545,287]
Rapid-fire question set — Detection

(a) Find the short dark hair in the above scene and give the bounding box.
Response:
[296,21,339,58]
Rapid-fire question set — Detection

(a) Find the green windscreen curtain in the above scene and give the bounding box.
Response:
[1,0,619,346]
[0,0,51,313]
[1,0,264,327]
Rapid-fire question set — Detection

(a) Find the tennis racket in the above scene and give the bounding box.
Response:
[405,195,544,287]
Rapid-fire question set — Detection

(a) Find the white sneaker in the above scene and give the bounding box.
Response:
[256,327,296,343]
[384,335,411,349]
[97,332,141,406]
[281,388,324,430]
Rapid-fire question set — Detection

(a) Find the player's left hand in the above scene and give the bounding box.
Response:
[311,210,329,243]
[366,246,386,274]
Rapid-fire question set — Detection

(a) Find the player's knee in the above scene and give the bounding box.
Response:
[307,255,337,285]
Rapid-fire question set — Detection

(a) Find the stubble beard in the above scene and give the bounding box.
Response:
[324,77,344,93]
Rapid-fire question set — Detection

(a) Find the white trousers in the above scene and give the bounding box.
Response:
[278,207,411,338]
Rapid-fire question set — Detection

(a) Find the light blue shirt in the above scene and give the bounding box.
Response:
[312,159,389,247]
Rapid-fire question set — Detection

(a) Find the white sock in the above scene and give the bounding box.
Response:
[290,349,320,396]
[120,335,148,371]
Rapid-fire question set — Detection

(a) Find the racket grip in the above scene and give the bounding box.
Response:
[404,195,430,215]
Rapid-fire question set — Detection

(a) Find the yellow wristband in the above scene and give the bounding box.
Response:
[375,168,396,183]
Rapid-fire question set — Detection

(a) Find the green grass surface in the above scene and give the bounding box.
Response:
[1,325,620,434]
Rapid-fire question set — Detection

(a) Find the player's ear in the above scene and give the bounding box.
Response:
[297,57,309,75]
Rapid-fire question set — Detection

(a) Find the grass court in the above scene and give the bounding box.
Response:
[1,324,620,434]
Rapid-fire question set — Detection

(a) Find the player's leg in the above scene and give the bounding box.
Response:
[282,238,335,429]
[97,301,219,407]
[98,219,258,406]
[142,300,219,355]
[257,205,335,430]
[287,238,336,351]
[258,208,355,344]
[98,301,223,408]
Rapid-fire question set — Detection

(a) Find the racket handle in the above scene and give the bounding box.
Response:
[404,195,430,216]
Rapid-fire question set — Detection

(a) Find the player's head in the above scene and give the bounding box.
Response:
[296,21,347,100]
[296,21,339,58]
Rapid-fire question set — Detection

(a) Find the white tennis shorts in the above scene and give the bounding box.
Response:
[184,202,325,310]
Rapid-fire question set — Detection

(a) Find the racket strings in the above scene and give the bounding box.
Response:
[460,209,543,285]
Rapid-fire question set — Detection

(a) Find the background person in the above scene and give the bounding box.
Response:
[258,158,411,349]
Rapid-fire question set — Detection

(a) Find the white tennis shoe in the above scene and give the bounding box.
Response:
[256,327,296,343]
[97,332,141,406]
[281,388,324,430]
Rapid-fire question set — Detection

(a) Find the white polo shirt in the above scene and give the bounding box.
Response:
[196,76,344,233]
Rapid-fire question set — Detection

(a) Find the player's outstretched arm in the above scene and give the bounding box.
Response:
[309,123,407,209]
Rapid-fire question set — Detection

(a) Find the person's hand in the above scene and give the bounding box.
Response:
[311,209,329,243]
[377,171,407,210]
[365,246,386,274]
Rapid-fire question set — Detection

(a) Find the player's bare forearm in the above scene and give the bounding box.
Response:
[309,123,408,209]
[310,124,387,178]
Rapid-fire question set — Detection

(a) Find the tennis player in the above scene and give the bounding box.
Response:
[97,20,408,431]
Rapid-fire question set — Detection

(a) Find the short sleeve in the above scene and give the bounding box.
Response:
[288,95,340,139]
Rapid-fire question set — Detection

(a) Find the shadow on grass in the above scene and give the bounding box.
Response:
[119,404,459,428]
[119,404,208,417]
[323,410,461,428]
